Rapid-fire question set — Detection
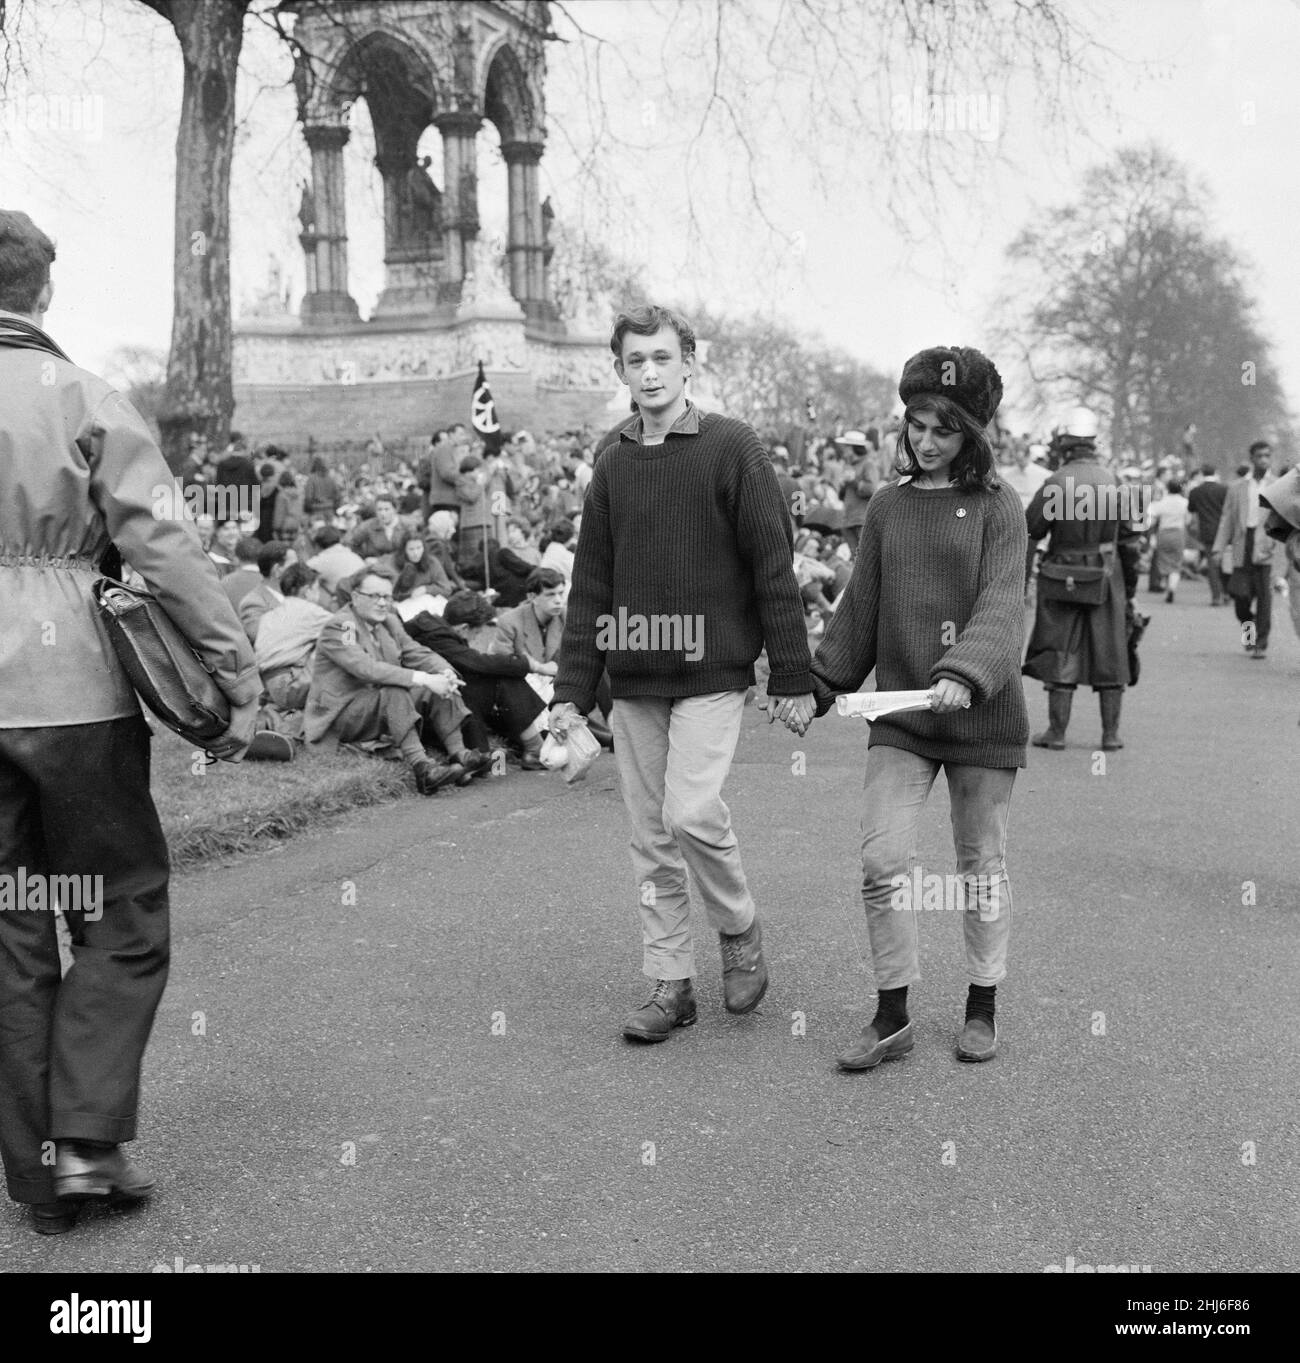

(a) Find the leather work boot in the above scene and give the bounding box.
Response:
[719,917,769,1014]
[622,978,697,1042]
[55,1143,156,1202]
[1031,689,1072,750]
[413,757,464,795]
[1099,688,1124,751]
[836,1020,915,1071]
[32,1201,78,1235]
[453,748,492,785]
[957,1016,998,1062]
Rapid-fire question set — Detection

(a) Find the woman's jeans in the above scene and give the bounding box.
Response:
[859,744,1016,990]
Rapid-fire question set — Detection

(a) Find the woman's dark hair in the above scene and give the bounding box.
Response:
[309,456,328,475]
[400,531,425,555]
[1166,478,1184,497]
[894,396,1001,493]
[539,518,575,552]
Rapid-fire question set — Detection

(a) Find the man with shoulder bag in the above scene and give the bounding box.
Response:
[0,210,260,1236]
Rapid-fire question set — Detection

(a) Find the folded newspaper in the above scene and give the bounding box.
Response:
[836,689,938,721]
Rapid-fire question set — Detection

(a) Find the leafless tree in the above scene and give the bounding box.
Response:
[994,143,1294,466]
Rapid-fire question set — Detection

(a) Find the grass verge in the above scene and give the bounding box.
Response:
[148,726,413,871]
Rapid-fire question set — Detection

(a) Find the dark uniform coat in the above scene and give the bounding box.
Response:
[1022,455,1132,688]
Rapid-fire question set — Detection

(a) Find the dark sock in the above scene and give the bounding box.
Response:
[871,985,909,1036]
[966,983,996,1024]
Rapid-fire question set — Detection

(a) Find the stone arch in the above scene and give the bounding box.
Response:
[482,41,538,145]
[331,31,446,287]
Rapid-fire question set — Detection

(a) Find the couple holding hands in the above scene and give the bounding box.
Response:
[547,308,1027,1069]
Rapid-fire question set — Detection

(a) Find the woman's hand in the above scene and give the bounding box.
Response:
[762,693,816,736]
[930,679,972,713]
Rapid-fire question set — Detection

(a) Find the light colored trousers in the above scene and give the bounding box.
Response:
[611,691,756,980]
[860,745,1016,989]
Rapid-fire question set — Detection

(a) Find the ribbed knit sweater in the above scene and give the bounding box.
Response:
[810,478,1029,768]
[552,410,813,709]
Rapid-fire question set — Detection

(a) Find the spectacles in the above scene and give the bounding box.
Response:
[353,590,393,602]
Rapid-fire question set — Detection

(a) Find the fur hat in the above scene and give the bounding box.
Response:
[898,346,1003,426]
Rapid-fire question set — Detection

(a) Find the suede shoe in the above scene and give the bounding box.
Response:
[55,1143,155,1202]
[413,758,464,795]
[719,917,769,1014]
[836,1020,914,1070]
[622,978,697,1042]
[957,1016,998,1062]
[32,1201,78,1235]
[519,751,545,771]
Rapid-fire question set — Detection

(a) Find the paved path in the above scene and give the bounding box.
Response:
[4,574,1298,1272]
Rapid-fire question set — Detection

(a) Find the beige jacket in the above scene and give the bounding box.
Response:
[0,313,259,727]
[1212,474,1281,570]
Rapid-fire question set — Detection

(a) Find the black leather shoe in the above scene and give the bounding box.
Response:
[454,749,491,785]
[413,758,464,795]
[622,978,697,1042]
[836,1020,914,1070]
[33,1201,78,1235]
[957,1016,998,1062]
[719,917,768,1013]
[519,751,545,770]
[54,1143,155,1201]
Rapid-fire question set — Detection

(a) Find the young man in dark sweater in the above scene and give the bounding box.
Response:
[550,305,814,1042]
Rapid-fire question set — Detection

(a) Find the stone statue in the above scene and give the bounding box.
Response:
[454,21,476,111]
[541,195,555,268]
[399,156,442,246]
[298,180,316,235]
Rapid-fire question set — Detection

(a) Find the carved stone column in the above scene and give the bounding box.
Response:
[435,111,482,299]
[301,124,358,323]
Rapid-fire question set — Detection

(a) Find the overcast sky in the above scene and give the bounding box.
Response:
[2,0,1297,439]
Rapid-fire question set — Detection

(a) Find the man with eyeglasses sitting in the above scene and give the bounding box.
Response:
[304,569,488,794]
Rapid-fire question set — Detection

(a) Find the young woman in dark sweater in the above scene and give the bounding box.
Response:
[779,346,1028,1068]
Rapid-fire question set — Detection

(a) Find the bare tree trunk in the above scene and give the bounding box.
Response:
[141,0,248,472]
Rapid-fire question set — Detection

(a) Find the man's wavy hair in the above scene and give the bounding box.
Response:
[0,210,56,314]
[610,304,695,362]
[894,395,1001,494]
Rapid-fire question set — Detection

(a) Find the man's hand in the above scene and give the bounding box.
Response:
[412,670,461,697]
[206,695,260,763]
[930,679,972,713]
[548,701,581,738]
[528,657,558,676]
[761,692,816,736]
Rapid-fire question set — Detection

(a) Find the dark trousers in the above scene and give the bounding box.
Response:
[1232,530,1272,648]
[459,675,545,744]
[0,716,170,1204]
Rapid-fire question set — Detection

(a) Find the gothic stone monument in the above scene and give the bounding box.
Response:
[232,0,614,445]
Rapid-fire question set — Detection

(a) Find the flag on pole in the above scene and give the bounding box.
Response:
[471,360,501,437]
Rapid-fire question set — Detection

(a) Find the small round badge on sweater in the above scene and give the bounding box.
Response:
[956,508,967,517]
